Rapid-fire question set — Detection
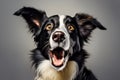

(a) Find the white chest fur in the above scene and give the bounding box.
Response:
[34,60,78,80]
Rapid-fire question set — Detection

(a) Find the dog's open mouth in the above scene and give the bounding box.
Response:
[49,47,67,67]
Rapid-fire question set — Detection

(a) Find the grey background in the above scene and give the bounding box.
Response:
[0,0,120,80]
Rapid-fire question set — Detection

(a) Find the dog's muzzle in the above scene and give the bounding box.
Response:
[49,30,70,71]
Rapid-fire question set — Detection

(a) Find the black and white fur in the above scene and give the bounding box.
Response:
[14,7,106,80]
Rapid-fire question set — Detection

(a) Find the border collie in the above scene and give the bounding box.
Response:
[14,7,106,80]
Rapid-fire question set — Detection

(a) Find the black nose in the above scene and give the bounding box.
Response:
[52,31,65,42]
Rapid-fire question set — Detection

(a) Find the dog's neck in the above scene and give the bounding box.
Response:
[34,60,78,80]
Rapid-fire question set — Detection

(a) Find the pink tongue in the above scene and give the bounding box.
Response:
[52,55,64,66]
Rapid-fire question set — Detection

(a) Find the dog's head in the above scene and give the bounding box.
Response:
[14,7,106,71]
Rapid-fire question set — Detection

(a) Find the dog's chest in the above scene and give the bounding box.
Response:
[35,60,78,80]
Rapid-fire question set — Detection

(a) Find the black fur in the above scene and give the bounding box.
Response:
[14,7,106,80]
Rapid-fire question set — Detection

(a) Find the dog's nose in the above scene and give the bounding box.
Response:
[52,31,65,42]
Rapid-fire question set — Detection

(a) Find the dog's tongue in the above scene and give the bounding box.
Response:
[52,54,64,66]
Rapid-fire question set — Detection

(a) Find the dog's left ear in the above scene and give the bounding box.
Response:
[14,7,47,35]
[74,13,106,41]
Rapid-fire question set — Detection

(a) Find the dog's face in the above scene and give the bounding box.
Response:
[37,15,81,70]
[14,7,106,71]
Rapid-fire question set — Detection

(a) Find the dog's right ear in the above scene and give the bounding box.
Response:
[14,7,47,35]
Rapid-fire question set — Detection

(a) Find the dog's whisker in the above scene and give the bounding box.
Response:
[42,42,49,50]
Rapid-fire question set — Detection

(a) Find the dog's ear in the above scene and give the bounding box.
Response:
[14,7,47,35]
[74,13,106,42]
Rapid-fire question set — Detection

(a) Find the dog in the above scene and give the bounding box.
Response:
[14,7,106,80]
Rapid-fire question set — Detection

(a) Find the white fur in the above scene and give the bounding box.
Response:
[49,15,70,51]
[59,15,70,50]
[49,15,71,71]
[35,60,78,80]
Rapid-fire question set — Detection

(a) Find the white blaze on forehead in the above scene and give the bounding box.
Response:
[58,15,67,32]
[59,15,65,27]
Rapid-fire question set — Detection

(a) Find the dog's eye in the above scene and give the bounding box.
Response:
[68,25,74,31]
[45,24,53,31]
